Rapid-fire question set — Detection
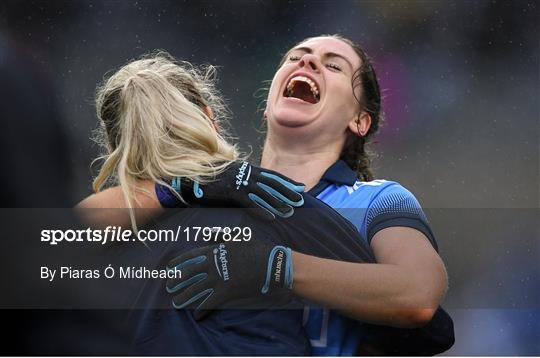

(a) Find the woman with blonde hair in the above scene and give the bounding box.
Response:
[80,52,306,227]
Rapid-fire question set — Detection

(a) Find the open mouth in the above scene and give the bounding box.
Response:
[283,75,320,104]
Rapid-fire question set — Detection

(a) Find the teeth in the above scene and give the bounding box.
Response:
[286,75,319,98]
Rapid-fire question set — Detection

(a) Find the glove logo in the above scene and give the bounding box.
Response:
[235,162,251,190]
[213,244,230,281]
[273,250,284,284]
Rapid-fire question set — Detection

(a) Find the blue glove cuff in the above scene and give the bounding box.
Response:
[261,246,293,294]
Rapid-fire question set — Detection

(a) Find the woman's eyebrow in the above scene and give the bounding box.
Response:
[285,46,311,58]
[291,46,312,54]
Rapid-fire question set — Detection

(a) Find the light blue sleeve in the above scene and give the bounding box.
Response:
[364,183,435,247]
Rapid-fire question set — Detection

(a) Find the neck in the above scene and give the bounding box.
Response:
[261,135,342,191]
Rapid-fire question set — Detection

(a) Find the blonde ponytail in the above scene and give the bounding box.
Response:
[92,52,241,229]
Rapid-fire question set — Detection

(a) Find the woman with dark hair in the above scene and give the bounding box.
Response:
[171,34,449,355]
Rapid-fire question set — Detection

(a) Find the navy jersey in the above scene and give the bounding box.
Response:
[305,160,438,355]
[112,193,376,355]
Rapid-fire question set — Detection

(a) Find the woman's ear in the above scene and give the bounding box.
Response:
[348,111,371,137]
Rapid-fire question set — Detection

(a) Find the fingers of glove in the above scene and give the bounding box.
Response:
[259,170,305,193]
[166,248,210,293]
[257,173,304,207]
[256,179,305,208]
[171,283,214,311]
[171,278,222,320]
[166,266,208,294]
[248,190,294,219]
[166,245,211,272]
[192,288,224,321]
[243,198,277,221]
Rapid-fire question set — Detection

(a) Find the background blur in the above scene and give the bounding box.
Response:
[0,0,538,355]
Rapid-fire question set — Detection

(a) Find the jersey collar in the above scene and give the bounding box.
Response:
[308,160,358,197]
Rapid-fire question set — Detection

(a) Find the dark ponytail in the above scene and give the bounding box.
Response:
[334,34,382,182]
[340,134,374,181]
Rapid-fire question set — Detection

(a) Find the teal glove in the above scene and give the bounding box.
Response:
[166,239,294,320]
[156,161,305,220]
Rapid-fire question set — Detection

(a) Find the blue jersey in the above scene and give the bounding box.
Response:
[115,192,376,355]
[304,160,437,356]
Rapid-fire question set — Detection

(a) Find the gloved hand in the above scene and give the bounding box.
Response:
[156,161,305,220]
[165,239,294,320]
